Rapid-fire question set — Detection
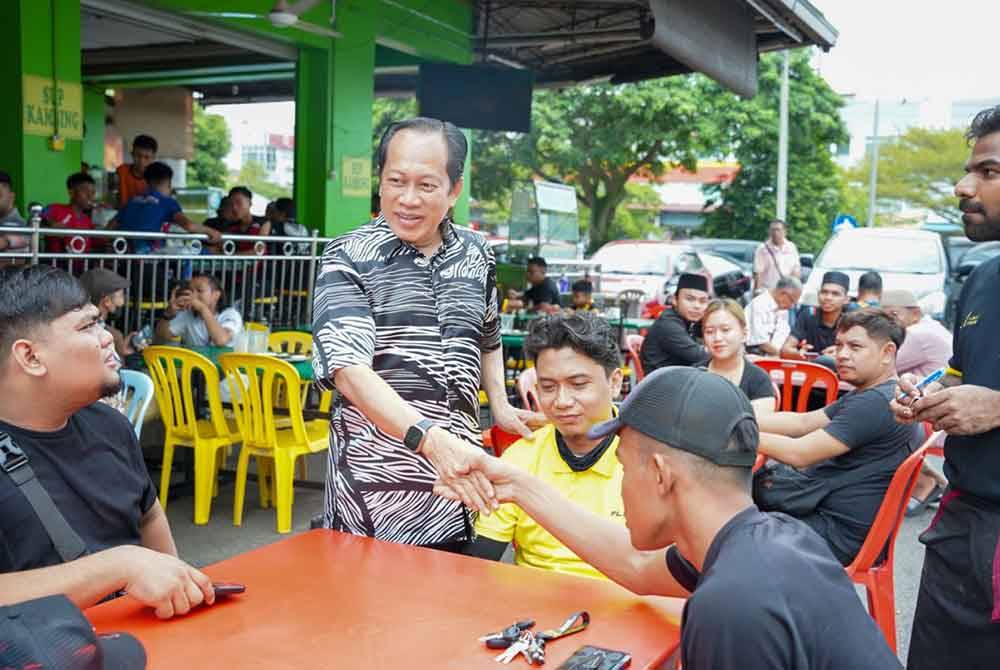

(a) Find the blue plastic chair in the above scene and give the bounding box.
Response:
[118,369,155,440]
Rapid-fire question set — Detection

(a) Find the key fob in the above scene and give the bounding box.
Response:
[212,582,246,597]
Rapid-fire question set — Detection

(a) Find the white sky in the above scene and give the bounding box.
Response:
[814,0,1000,100]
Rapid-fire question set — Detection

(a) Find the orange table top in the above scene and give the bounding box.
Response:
[86,530,684,669]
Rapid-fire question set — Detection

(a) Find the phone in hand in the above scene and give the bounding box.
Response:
[555,645,631,670]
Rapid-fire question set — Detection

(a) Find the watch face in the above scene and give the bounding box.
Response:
[404,425,424,451]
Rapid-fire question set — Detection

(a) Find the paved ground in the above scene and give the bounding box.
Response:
[163,451,940,664]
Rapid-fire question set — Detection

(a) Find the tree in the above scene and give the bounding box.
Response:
[700,51,849,253]
[232,161,290,201]
[579,181,663,243]
[845,127,969,225]
[188,104,231,188]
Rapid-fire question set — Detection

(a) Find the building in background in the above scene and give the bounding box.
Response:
[627,163,740,236]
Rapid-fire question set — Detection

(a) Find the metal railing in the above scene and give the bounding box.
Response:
[0,220,336,335]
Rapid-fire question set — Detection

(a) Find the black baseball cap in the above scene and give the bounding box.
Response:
[79,268,130,304]
[588,366,758,467]
[0,594,146,670]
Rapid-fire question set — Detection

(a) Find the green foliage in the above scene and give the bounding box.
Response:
[579,182,663,242]
[188,104,231,188]
[844,127,969,224]
[232,161,290,202]
[700,51,849,254]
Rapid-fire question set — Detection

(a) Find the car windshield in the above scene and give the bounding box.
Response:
[590,244,677,275]
[701,253,739,275]
[817,234,942,274]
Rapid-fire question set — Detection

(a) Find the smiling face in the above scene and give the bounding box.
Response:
[818,283,849,315]
[535,346,620,441]
[703,308,746,362]
[955,131,1000,242]
[379,129,463,249]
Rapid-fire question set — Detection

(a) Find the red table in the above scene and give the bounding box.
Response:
[87,530,684,669]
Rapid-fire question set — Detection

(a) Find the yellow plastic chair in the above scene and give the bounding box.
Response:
[268,330,332,414]
[143,346,243,524]
[219,353,328,533]
[246,321,270,333]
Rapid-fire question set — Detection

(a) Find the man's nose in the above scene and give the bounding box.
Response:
[955,173,976,198]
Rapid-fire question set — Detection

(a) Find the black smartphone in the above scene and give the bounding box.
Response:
[212,582,246,597]
[555,645,631,670]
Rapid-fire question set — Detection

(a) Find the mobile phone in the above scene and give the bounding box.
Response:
[555,645,631,670]
[212,582,246,597]
[896,368,944,402]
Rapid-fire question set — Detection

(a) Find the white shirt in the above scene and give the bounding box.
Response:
[168,306,243,347]
[746,290,790,348]
[753,240,800,290]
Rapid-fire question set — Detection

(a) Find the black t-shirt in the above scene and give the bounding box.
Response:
[812,379,919,562]
[676,506,901,670]
[945,255,1000,502]
[0,403,157,572]
[524,277,561,308]
[739,360,777,402]
[640,310,709,374]
[790,307,841,352]
[202,215,232,232]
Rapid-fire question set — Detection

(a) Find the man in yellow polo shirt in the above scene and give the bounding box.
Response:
[466,312,624,580]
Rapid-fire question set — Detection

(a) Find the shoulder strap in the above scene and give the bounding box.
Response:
[764,243,785,279]
[0,432,88,563]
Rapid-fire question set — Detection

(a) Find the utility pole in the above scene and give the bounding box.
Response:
[867,99,880,227]
[776,50,790,221]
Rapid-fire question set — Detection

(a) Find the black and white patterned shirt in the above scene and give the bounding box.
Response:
[312,216,501,545]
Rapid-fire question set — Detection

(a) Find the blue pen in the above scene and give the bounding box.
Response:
[897,368,944,402]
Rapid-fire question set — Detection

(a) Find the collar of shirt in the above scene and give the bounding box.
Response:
[698,504,762,585]
[377,214,460,262]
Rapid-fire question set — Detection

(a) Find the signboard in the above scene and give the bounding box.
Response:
[832,213,858,233]
[22,75,83,140]
[341,155,372,198]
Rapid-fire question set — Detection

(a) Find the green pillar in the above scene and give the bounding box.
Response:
[295,0,375,237]
[0,0,83,211]
[83,87,106,169]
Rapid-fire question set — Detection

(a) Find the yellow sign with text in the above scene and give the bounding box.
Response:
[22,75,83,140]
[341,155,372,198]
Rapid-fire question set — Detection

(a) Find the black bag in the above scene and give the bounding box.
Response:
[753,462,832,516]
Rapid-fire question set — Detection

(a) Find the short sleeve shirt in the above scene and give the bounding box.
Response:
[116,191,182,253]
[115,164,147,208]
[168,307,243,346]
[524,278,562,308]
[814,380,919,561]
[44,204,95,254]
[895,316,952,378]
[944,255,1000,502]
[222,216,269,253]
[790,307,840,352]
[745,290,790,348]
[753,240,799,290]
[0,404,157,573]
[739,361,777,402]
[677,506,902,670]
[474,424,624,580]
[311,216,501,546]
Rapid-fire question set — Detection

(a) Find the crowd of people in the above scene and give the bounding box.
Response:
[0,134,307,260]
[3,106,1000,670]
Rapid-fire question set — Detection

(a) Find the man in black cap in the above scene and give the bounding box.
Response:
[436,367,901,669]
[639,272,710,374]
[79,268,135,360]
[781,270,850,362]
[0,594,146,669]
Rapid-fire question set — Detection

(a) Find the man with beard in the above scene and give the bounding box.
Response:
[0,266,215,619]
[893,104,1000,668]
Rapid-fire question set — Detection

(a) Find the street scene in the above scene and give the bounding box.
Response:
[2,1,1000,669]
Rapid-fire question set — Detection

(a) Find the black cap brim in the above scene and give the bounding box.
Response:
[587,416,623,440]
[97,633,147,670]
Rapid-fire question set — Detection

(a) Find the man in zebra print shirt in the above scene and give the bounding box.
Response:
[312,118,544,549]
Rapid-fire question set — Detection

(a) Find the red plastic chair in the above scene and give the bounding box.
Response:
[624,334,645,381]
[517,367,540,412]
[754,359,839,412]
[844,434,939,652]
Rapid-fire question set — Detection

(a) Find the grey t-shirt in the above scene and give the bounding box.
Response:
[0,208,29,251]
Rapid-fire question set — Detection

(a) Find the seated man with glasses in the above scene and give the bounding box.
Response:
[465,312,625,580]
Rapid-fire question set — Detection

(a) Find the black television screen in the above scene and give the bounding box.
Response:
[418,63,534,133]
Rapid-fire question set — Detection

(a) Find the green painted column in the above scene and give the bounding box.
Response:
[295,0,376,237]
[82,87,106,169]
[1,0,83,211]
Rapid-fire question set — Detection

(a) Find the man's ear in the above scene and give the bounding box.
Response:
[650,451,676,498]
[447,176,465,206]
[10,339,47,378]
[609,367,624,397]
[881,340,897,367]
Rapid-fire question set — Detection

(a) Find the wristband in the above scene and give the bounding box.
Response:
[945,366,963,379]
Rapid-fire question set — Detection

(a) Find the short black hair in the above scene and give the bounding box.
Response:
[0,266,89,363]
[527,256,547,270]
[273,197,295,219]
[966,105,1000,143]
[858,271,883,294]
[217,195,231,212]
[376,117,468,186]
[838,307,905,351]
[132,134,158,153]
[229,186,252,201]
[191,272,227,312]
[524,312,621,375]
[66,172,95,190]
[571,279,592,294]
[0,171,11,189]
[143,162,173,185]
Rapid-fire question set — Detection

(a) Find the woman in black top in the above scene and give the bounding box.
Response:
[702,299,777,415]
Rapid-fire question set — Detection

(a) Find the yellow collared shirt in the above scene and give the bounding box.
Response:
[475,423,625,580]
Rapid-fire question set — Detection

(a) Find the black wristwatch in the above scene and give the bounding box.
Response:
[403,419,435,452]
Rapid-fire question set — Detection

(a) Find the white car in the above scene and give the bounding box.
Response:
[802,227,953,321]
[589,240,709,303]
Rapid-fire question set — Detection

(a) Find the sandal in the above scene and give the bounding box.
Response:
[906,484,945,517]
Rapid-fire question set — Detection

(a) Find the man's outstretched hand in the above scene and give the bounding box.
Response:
[434,451,521,506]
[421,427,498,514]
